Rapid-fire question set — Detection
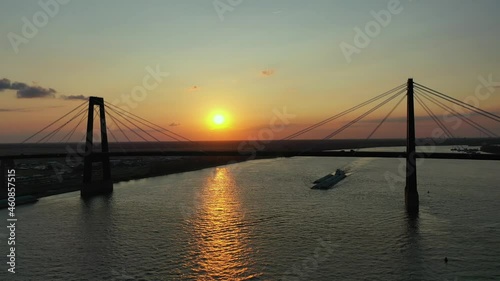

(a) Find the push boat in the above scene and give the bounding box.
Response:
[311,169,347,190]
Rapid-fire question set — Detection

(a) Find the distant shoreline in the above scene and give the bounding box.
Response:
[2,138,500,156]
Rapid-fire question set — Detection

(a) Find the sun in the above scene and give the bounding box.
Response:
[213,114,225,125]
[207,111,230,130]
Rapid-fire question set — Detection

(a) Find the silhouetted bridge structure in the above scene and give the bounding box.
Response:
[3,150,500,160]
[2,79,500,213]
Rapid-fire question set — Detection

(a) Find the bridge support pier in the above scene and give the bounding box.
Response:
[405,78,419,212]
[82,97,113,197]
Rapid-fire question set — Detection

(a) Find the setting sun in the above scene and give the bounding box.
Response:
[213,114,225,125]
[207,112,231,131]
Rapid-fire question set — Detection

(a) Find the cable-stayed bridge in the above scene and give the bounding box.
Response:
[2,79,500,212]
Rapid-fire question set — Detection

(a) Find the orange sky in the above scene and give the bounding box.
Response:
[1,1,500,142]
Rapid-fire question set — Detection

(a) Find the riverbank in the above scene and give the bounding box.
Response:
[1,155,255,207]
[481,145,500,154]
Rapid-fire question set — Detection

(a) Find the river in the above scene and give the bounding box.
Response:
[1,147,499,280]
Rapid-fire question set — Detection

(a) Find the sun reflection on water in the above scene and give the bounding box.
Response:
[185,167,258,280]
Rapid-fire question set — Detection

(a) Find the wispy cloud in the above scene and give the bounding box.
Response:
[188,85,200,92]
[0,108,26,112]
[169,122,180,127]
[0,106,63,113]
[260,69,275,77]
[60,94,88,100]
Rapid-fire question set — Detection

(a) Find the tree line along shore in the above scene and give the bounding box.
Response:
[1,156,253,202]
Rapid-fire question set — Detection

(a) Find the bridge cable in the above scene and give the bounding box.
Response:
[366,94,406,140]
[323,88,406,140]
[104,120,128,153]
[414,94,457,140]
[349,94,406,154]
[21,100,88,143]
[414,83,500,122]
[105,104,211,154]
[71,108,98,143]
[415,89,498,138]
[104,110,153,143]
[106,105,181,142]
[105,109,140,153]
[104,105,177,152]
[104,101,193,142]
[282,83,407,140]
[283,83,406,140]
[415,82,500,122]
[105,107,170,145]
[105,109,133,144]
[106,108,178,154]
[37,106,88,143]
[60,108,89,143]
[414,93,468,151]
[415,84,500,148]
[76,107,100,143]
[107,107,180,154]
[80,107,98,144]
[105,102,198,150]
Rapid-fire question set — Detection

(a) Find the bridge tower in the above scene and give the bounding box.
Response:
[405,78,419,211]
[82,97,112,197]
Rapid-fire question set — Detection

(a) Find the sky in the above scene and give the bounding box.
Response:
[1,0,500,142]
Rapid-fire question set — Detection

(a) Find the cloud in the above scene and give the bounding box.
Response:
[11,82,29,90]
[1,78,56,98]
[0,106,63,113]
[0,78,10,91]
[17,86,56,98]
[60,94,88,100]
[0,108,37,112]
[169,122,180,127]
[188,85,200,92]
[261,69,275,77]
[0,108,24,112]
[1,77,87,100]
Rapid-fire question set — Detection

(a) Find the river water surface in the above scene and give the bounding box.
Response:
[1,147,499,280]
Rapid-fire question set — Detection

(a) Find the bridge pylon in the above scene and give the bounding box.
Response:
[82,97,112,197]
[405,78,419,212]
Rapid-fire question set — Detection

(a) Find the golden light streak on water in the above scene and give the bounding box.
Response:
[186,167,258,280]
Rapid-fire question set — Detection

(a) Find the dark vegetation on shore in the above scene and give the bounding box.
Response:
[2,138,500,156]
[480,145,500,154]
[0,156,251,200]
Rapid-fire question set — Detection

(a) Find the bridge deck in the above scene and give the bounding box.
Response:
[2,151,500,161]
